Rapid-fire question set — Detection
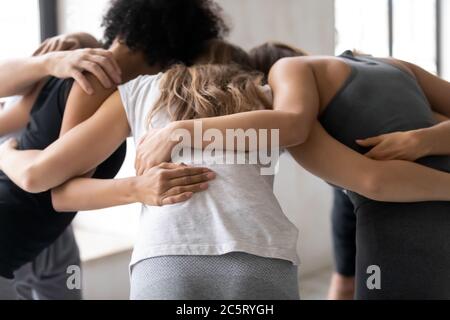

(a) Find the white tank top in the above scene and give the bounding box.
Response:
[118,74,300,269]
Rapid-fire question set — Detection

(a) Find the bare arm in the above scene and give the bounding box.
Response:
[0,56,49,97]
[180,58,317,147]
[289,122,450,202]
[135,58,320,173]
[52,163,215,212]
[0,91,130,193]
[0,49,121,98]
[356,119,450,161]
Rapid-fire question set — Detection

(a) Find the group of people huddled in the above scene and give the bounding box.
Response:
[1,0,450,300]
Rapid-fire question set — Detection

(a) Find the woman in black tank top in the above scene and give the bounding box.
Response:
[0,0,227,280]
[0,77,127,278]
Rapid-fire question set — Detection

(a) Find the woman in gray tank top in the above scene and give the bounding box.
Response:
[139,45,450,300]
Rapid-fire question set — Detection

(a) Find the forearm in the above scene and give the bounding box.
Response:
[363,160,450,202]
[51,177,138,212]
[0,149,42,192]
[0,56,50,97]
[416,121,450,157]
[290,123,450,202]
[173,110,308,151]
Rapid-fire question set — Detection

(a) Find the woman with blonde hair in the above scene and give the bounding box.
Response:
[0,40,302,300]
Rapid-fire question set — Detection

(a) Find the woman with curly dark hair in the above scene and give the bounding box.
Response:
[0,0,226,298]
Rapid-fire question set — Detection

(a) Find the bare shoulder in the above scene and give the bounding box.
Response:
[269,56,349,78]
[269,57,311,74]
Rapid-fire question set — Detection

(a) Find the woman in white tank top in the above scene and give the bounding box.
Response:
[118,69,300,299]
[0,42,303,300]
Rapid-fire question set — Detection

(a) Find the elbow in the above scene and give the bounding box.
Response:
[20,165,49,194]
[285,118,311,147]
[359,171,387,202]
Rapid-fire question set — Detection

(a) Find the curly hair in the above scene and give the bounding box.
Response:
[102,0,229,67]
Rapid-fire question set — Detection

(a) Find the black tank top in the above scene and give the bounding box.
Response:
[319,51,450,204]
[0,78,126,278]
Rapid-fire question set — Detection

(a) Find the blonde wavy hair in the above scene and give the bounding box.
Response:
[147,40,271,125]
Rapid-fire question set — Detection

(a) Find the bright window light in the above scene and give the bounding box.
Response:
[0,0,41,60]
[393,0,437,74]
[335,0,390,57]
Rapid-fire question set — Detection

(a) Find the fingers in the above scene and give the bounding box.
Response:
[160,192,194,206]
[79,61,113,89]
[71,70,94,95]
[365,147,394,160]
[168,171,216,189]
[356,136,383,147]
[63,39,81,51]
[33,43,46,56]
[137,136,146,147]
[35,41,51,56]
[49,39,60,53]
[162,182,210,199]
[163,165,213,179]
[90,49,122,80]
[87,53,122,84]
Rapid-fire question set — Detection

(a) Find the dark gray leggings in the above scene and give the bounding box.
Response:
[331,189,356,277]
[130,252,300,300]
[355,199,450,300]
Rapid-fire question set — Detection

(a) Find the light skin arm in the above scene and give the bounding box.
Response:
[0,89,215,207]
[289,122,450,202]
[52,163,215,212]
[0,56,51,97]
[0,47,121,98]
[0,91,130,193]
[0,38,207,211]
[356,119,450,161]
[135,58,319,174]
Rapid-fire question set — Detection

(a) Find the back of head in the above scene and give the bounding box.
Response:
[149,64,271,124]
[148,39,269,124]
[196,39,253,70]
[102,0,229,68]
[249,42,308,80]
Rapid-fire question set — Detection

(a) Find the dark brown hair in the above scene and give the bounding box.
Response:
[249,42,308,80]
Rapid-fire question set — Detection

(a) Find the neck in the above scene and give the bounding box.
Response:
[110,41,162,83]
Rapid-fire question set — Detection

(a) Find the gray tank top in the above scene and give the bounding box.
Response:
[320,51,450,174]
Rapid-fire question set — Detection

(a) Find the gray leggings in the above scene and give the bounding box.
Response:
[130,252,300,300]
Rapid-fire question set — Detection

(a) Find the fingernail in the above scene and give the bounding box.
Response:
[200,183,209,190]
[206,172,216,179]
[185,192,193,198]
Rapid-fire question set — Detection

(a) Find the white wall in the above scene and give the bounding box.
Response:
[442,0,450,80]
[58,0,336,278]
[216,0,335,54]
